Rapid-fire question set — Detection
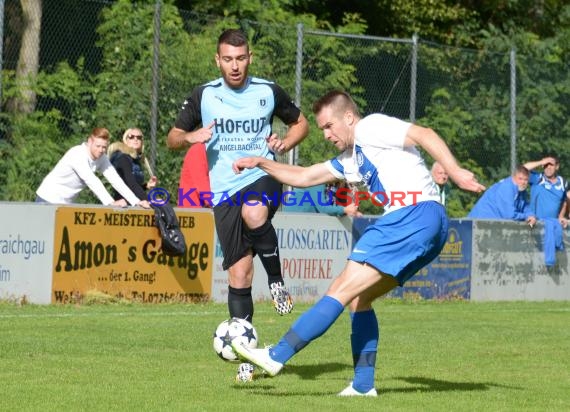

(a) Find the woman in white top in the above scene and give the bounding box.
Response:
[35,127,150,208]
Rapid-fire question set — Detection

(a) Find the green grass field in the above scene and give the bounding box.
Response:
[1,299,569,411]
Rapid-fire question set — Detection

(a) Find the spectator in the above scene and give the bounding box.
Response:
[108,128,158,202]
[467,165,536,226]
[282,183,362,216]
[431,161,450,206]
[35,127,150,208]
[523,155,568,227]
[523,155,567,266]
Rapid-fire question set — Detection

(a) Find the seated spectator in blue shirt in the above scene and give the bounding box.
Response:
[282,183,362,217]
[468,165,536,226]
[523,155,568,228]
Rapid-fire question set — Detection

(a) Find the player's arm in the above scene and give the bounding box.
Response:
[267,85,310,154]
[167,91,210,150]
[167,123,214,150]
[405,124,485,193]
[283,113,309,151]
[233,157,335,188]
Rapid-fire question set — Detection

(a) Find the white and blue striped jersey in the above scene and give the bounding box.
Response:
[174,76,301,204]
[324,113,440,214]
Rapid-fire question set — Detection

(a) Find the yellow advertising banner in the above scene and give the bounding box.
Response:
[52,206,215,303]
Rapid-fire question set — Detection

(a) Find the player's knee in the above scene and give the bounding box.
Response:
[242,204,269,229]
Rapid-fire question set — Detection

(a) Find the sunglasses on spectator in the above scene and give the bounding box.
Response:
[128,134,143,141]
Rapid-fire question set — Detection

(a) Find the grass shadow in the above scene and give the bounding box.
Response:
[382,376,522,393]
[233,368,522,397]
[282,362,350,379]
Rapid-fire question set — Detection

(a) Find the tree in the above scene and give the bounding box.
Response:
[6,0,42,114]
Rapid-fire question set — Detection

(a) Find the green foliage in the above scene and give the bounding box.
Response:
[2,0,569,219]
[382,0,479,45]
[1,112,64,201]
[477,24,570,178]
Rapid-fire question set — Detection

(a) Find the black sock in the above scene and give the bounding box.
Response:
[248,220,284,286]
[228,286,254,323]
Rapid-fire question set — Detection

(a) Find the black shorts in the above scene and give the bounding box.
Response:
[213,175,282,270]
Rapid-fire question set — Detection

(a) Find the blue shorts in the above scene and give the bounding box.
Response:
[349,201,448,286]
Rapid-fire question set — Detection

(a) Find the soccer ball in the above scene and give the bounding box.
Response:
[235,362,255,382]
[213,317,258,362]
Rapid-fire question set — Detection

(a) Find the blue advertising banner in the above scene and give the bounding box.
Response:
[352,217,473,299]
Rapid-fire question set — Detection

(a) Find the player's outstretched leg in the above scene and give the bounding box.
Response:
[232,344,284,376]
[233,295,344,374]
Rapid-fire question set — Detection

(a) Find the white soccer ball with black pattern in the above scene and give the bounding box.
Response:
[213,317,258,362]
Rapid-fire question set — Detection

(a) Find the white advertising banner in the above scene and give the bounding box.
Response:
[211,212,353,304]
[0,202,57,304]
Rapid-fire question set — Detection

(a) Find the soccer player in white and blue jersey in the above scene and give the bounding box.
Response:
[167,29,309,323]
[231,90,485,396]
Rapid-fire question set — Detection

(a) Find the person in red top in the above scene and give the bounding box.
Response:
[178,143,211,208]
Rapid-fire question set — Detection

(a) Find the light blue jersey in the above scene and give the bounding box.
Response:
[174,77,301,205]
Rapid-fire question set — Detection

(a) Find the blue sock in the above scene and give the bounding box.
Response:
[350,310,378,393]
[269,296,344,364]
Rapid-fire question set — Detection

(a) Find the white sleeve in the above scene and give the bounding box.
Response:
[72,154,115,205]
[99,156,141,206]
[355,113,411,149]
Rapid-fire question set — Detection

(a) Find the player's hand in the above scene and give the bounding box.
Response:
[450,168,486,193]
[266,134,287,154]
[233,157,260,174]
[186,122,214,144]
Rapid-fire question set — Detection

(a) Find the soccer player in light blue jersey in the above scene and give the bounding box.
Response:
[167,29,309,325]
[231,90,485,396]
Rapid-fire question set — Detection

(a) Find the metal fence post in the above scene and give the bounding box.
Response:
[409,33,418,122]
[510,47,517,173]
[149,0,161,174]
[290,22,304,167]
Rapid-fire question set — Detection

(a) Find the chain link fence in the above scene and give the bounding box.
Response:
[1,0,568,215]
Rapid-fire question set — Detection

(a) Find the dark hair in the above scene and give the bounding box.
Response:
[218,29,248,51]
[312,90,360,117]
